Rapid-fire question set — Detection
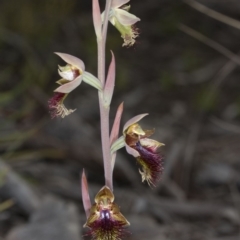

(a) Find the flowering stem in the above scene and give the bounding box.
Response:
[97,0,113,190]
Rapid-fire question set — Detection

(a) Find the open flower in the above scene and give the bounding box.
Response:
[84,186,129,240]
[48,53,85,118]
[104,0,140,47]
[49,52,102,118]
[123,114,164,187]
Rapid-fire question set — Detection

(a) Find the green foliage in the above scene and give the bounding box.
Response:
[0,0,75,41]
[159,71,175,91]
[0,0,76,164]
[195,87,219,112]
[182,50,202,71]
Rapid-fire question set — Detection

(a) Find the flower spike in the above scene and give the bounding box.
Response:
[84,186,129,240]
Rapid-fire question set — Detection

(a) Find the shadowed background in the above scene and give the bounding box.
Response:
[1,0,240,239]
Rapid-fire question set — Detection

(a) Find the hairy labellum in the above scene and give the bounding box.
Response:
[86,208,127,240]
[135,141,163,187]
[84,186,129,240]
[48,92,75,119]
[124,123,164,187]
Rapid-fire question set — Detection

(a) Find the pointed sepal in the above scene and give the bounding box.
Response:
[112,0,130,8]
[54,75,83,93]
[111,136,125,154]
[81,170,92,218]
[110,102,124,145]
[103,51,116,106]
[110,102,124,169]
[123,113,148,132]
[54,52,85,72]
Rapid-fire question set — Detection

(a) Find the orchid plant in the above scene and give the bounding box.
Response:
[48,0,164,239]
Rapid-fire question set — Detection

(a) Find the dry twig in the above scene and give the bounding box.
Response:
[184,0,240,30]
[179,24,240,66]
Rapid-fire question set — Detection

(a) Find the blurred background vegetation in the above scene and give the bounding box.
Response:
[1,0,240,239]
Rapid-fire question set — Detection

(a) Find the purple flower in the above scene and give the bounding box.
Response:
[84,186,129,240]
[48,53,85,118]
[123,114,164,187]
[48,52,102,118]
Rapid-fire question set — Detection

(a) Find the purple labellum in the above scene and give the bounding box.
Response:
[87,210,127,240]
[135,141,160,163]
[48,92,65,119]
[135,141,164,187]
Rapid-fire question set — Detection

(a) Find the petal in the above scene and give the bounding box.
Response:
[111,203,130,226]
[55,52,85,72]
[95,186,114,205]
[123,113,148,132]
[115,9,140,25]
[125,144,140,157]
[83,204,99,227]
[140,138,165,151]
[112,0,130,8]
[54,75,83,93]
[125,123,145,136]
[56,78,70,85]
[142,129,155,138]
[58,69,76,81]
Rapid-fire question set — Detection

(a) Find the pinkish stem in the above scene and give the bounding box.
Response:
[97,0,113,190]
